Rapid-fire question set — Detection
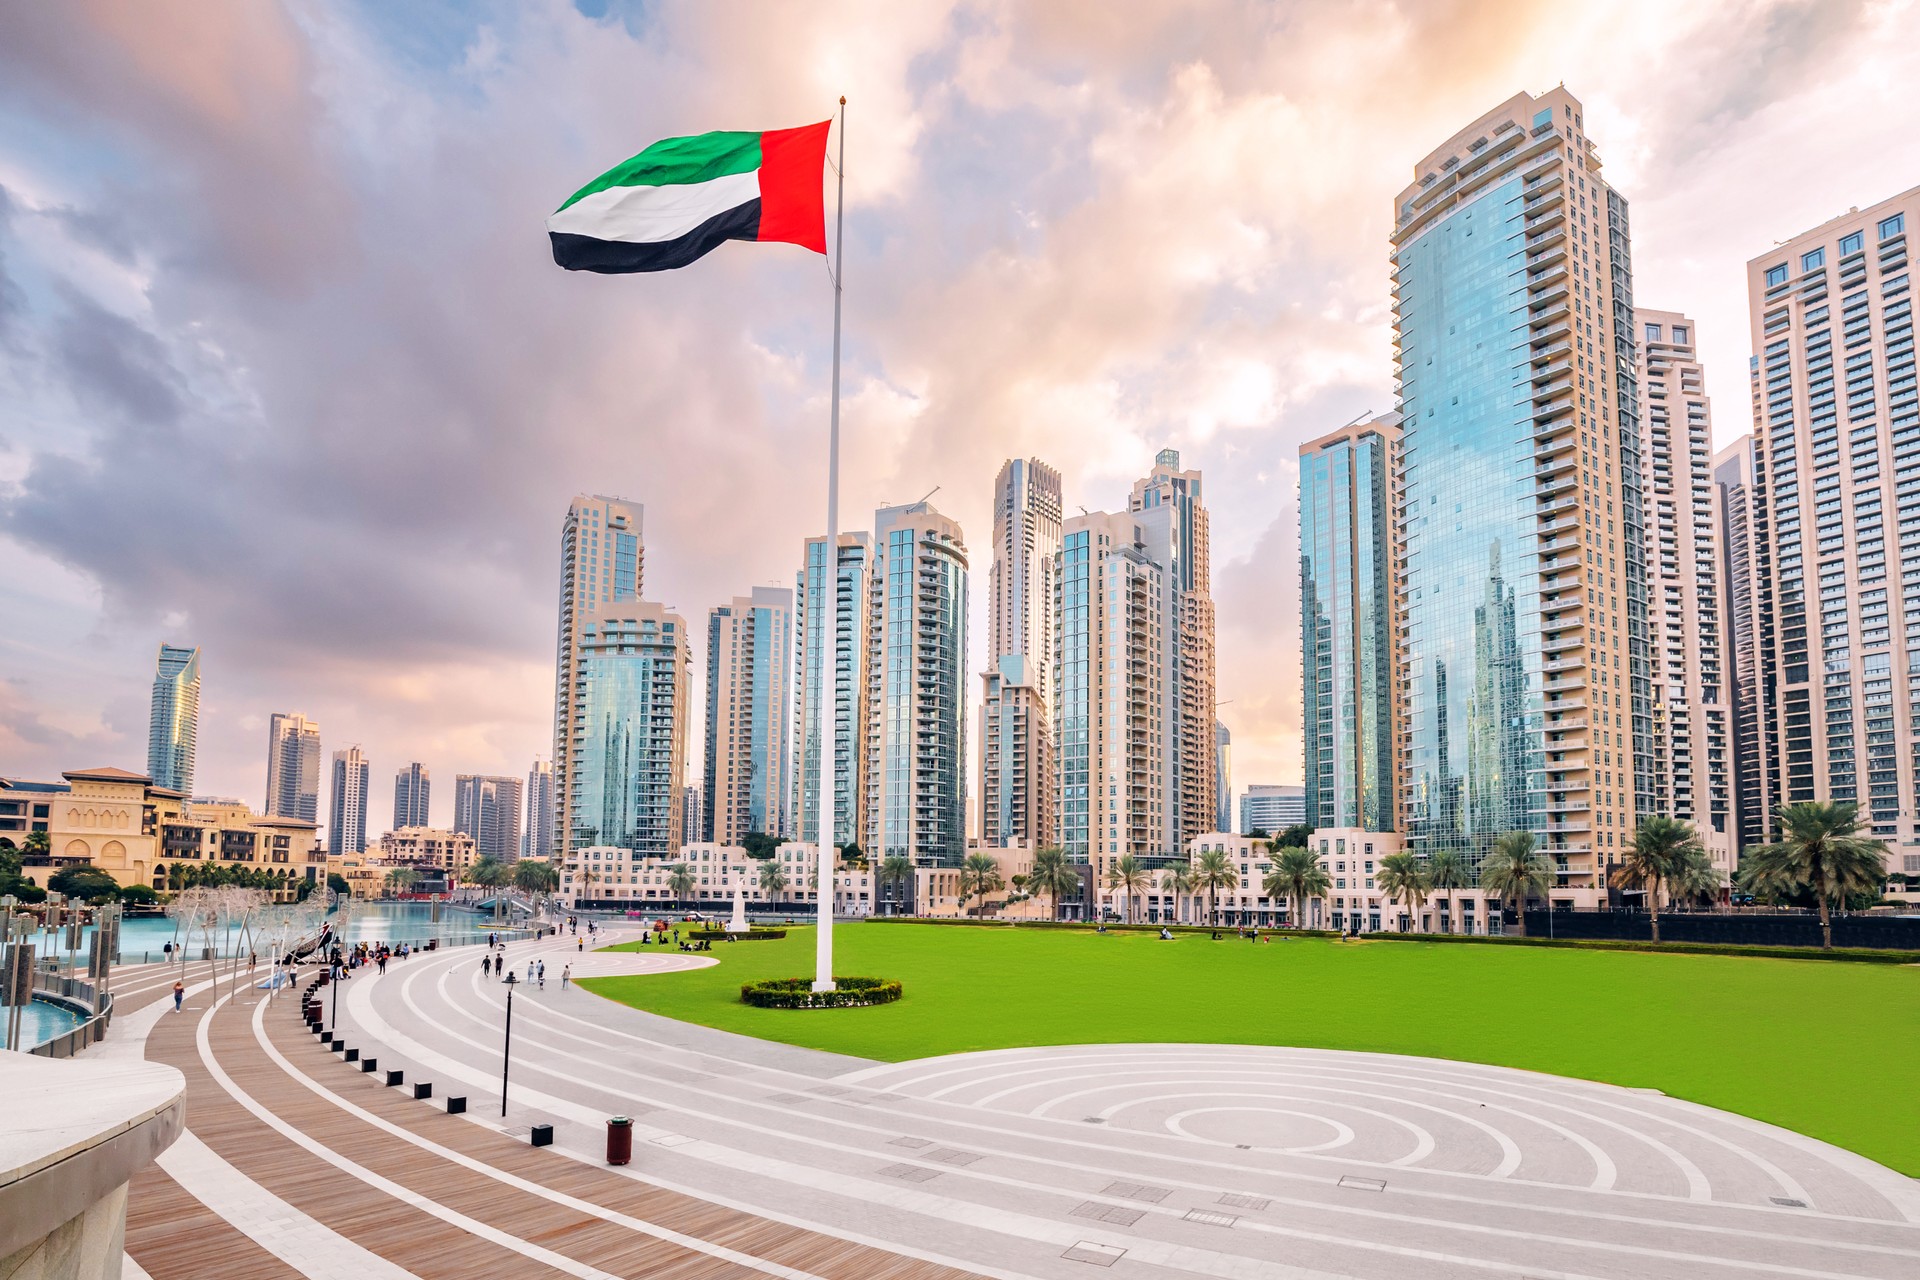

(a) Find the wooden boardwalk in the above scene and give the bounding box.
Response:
[126,970,982,1280]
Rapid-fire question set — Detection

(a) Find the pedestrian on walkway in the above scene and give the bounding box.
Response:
[163,940,173,964]
[482,953,492,978]
[172,980,184,1012]
[537,959,546,986]
[561,964,571,989]
[377,953,387,975]
[577,936,584,952]
[249,951,258,975]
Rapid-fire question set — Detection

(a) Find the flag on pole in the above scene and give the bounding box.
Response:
[548,122,830,273]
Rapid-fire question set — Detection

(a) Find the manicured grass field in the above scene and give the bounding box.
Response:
[579,922,1920,1175]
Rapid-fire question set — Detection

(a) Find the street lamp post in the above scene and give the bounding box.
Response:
[500,971,518,1117]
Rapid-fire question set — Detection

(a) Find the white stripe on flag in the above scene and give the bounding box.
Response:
[547,170,761,244]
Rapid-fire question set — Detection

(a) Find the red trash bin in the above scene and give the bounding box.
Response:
[606,1116,634,1165]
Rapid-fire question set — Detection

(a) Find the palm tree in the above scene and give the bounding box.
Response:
[1265,847,1329,930]
[757,858,790,904]
[1426,849,1470,933]
[1611,815,1703,943]
[1740,801,1889,950]
[1026,847,1078,921]
[879,855,913,916]
[514,859,559,916]
[384,866,421,897]
[1105,855,1151,924]
[1192,847,1238,928]
[666,862,696,910]
[1666,848,1722,912]
[1375,852,1431,933]
[1159,865,1196,925]
[959,852,1003,917]
[1478,831,1555,937]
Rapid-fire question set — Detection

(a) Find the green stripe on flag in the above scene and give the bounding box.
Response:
[555,130,763,213]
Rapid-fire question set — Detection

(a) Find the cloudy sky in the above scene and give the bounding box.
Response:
[3,0,1917,832]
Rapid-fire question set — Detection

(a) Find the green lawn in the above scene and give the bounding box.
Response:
[579,922,1920,1175]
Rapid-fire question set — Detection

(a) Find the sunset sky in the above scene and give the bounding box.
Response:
[3,0,1918,829]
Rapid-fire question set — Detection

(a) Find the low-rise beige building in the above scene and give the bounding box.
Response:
[370,826,477,883]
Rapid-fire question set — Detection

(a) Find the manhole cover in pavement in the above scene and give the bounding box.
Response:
[1063,1242,1125,1267]
[1184,1209,1237,1227]
[1770,1197,1809,1208]
[1218,1193,1270,1211]
[926,1148,983,1166]
[1071,1203,1145,1227]
[888,1136,933,1148]
[1102,1181,1171,1203]
[1338,1175,1387,1192]
[877,1163,941,1183]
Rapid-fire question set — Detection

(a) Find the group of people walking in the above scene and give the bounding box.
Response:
[479,939,570,990]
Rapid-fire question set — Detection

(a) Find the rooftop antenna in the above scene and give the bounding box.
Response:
[1342,409,1374,428]
[915,485,940,507]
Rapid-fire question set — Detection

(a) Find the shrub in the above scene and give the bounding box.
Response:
[740,976,902,1009]
[1364,930,1913,964]
[689,928,787,941]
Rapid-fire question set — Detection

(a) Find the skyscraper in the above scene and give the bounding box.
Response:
[551,494,644,860]
[979,459,1063,849]
[393,761,430,830]
[329,746,370,856]
[1636,310,1736,876]
[1393,88,1650,894]
[1299,415,1400,833]
[1054,511,1169,872]
[1214,721,1232,833]
[525,760,555,858]
[1713,438,1772,855]
[680,783,704,843]
[1743,186,1919,868]
[566,601,689,858]
[793,534,870,849]
[865,500,968,866]
[1130,449,1217,848]
[1240,784,1306,836]
[147,644,200,796]
[705,586,795,846]
[266,712,322,822]
[454,774,524,863]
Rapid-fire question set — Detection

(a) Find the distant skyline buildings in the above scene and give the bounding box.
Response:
[265,712,322,823]
[565,599,689,858]
[454,773,524,863]
[704,586,795,846]
[1214,721,1232,834]
[793,533,870,850]
[328,745,369,856]
[393,761,430,830]
[980,457,1062,850]
[1240,784,1305,836]
[147,644,200,797]
[525,760,555,858]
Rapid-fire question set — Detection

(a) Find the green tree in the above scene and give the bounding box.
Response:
[1666,848,1722,912]
[1375,852,1432,933]
[879,855,913,915]
[385,866,421,897]
[742,831,780,859]
[1192,847,1238,928]
[959,852,1003,917]
[1426,849,1470,933]
[1478,831,1554,937]
[0,839,20,881]
[1611,815,1703,944]
[839,842,865,869]
[48,865,120,902]
[1739,801,1889,950]
[119,883,161,908]
[1273,823,1315,849]
[23,830,51,859]
[666,862,697,909]
[1159,864,1196,925]
[513,859,559,908]
[757,858,791,901]
[327,872,352,897]
[1105,855,1151,924]
[1026,847,1078,922]
[1264,847,1328,930]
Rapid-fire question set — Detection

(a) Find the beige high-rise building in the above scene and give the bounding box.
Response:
[265,712,321,823]
[1635,310,1736,879]
[980,457,1062,848]
[704,586,795,846]
[1392,87,1651,897]
[1129,449,1217,850]
[1712,438,1775,854]
[1744,185,1920,872]
[864,501,968,867]
[550,494,643,859]
[1054,511,1169,881]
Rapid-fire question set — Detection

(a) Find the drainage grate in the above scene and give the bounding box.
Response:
[926,1148,983,1166]
[888,1136,933,1149]
[1102,1181,1172,1204]
[1770,1197,1809,1208]
[877,1163,942,1183]
[1218,1193,1270,1211]
[1184,1209,1238,1228]
[1063,1242,1125,1267]
[1338,1176,1387,1192]
[1071,1202,1145,1227]
[1235,1143,1253,1150]
[649,1133,695,1148]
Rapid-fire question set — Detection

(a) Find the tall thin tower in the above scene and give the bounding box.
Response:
[551,494,643,861]
[980,457,1062,848]
[147,644,200,796]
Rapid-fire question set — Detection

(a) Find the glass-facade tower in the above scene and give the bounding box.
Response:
[1393,89,1650,891]
[568,604,688,857]
[147,644,200,796]
[794,533,869,848]
[1299,415,1399,832]
[551,494,643,860]
[705,586,794,845]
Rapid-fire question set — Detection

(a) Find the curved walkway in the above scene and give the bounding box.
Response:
[107,928,1920,1279]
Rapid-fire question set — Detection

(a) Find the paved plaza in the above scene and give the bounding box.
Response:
[103,927,1920,1279]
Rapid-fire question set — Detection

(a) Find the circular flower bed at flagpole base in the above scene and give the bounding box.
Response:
[740,977,902,1009]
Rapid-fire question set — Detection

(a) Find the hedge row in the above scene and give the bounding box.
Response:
[688,928,787,941]
[864,916,1341,939]
[1364,930,1918,964]
[740,976,903,1009]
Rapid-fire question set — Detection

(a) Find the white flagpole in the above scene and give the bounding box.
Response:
[814,97,846,994]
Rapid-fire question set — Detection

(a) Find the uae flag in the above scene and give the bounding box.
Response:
[548,122,830,273]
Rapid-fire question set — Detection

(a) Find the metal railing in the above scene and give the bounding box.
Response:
[26,971,113,1059]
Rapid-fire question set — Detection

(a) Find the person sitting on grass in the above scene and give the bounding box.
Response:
[1159,926,1172,940]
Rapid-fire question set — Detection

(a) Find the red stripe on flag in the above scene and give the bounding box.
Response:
[756,120,831,253]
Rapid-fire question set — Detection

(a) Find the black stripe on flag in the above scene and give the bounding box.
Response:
[550,199,763,274]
